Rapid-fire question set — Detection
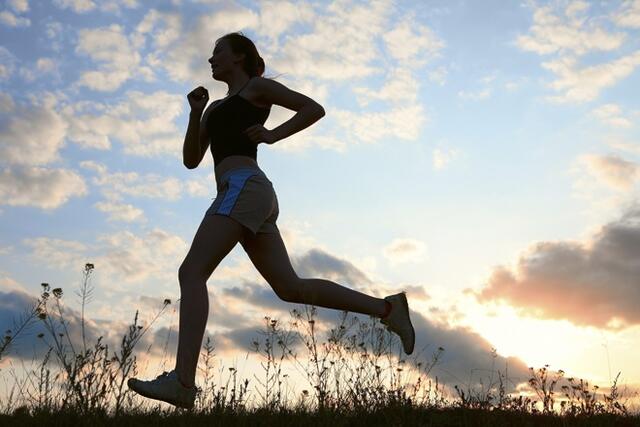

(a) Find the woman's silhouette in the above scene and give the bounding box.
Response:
[128,32,415,409]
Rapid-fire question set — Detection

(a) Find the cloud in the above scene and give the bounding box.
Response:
[73,24,150,91]
[516,2,639,103]
[53,0,95,13]
[0,287,157,364]
[469,204,640,330]
[352,67,421,106]
[458,88,491,101]
[0,10,30,27]
[382,15,444,65]
[0,47,17,80]
[541,51,640,103]
[23,228,187,292]
[0,166,87,210]
[291,248,373,288]
[0,93,68,167]
[382,238,427,265]
[18,58,59,83]
[577,153,640,192]
[7,0,29,13]
[22,237,90,270]
[77,160,213,219]
[95,228,187,288]
[433,147,460,170]
[79,161,188,202]
[52,0,139,14]
[591,104,634,128]
[612,0,640,28]
[93,200,146,223]
[332,103,427,144]
[62,90,185,158]
[516,1,625,56]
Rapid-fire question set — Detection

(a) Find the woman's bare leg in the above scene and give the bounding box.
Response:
[176,214,245,388]
[240,230,387,317]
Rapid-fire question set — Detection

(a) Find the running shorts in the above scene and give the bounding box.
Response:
[205,166,279,235]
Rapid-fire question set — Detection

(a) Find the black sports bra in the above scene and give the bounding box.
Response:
[205,77,271,166]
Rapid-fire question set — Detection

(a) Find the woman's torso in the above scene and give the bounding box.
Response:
[204,77,271,181]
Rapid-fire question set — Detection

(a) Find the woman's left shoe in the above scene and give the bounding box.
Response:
[380,292,415,355]
[127,370,197,409]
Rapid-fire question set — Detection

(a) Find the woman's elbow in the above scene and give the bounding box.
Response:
[183,159,198,169]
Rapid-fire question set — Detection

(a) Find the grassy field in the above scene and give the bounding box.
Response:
[1,264,638,426]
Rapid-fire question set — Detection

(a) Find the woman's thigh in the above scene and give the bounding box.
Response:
[179,213,246,283]
[240,230,300,299]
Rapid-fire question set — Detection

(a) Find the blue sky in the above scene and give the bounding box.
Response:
[1,0,640,410]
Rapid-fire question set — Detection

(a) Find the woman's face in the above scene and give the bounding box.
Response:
[208,39,244,80]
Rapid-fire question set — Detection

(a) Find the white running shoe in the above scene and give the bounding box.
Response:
[127,370,197,409]
[380,292,415,355]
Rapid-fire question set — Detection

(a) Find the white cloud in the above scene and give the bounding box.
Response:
[19,58,59,82]
[53,0,95,13]
[0,166,88,209]
[94,200,146,223]
[0,93,14,112]
[136,9,182,50]
[332,103,427,144]
[0,46,17,80]
[95,228,187,289]
[382,238,427,265]
[255,0,316,42]
[74,24,151,91]
[428,65,447,85]
[0,95,68,166]
[0,273,28,294]
[382,14,444,65]
[577,153,640,192]
[79,160,214,203]
[23,236,90,269]
[24,228,187,292]
[605,137,640,156]
[53,0,138,14]
[352,67,420,106]
[516,2,638,104]
[433,147,460,170]
[542,51,640,103]
[0,10,30,27]
[63,90,184,157]
[591,104,633,128]
[458,87,491,101]
[516,1,625,56]
[267,0,390,81]
[8,0,29,13]
[612,0,640,28]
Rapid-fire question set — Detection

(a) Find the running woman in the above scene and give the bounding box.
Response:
[127,32,415,409]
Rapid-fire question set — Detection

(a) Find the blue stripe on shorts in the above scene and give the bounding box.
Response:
[214,168,259,215]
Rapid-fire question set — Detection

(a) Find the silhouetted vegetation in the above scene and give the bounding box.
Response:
[1,264,638,426]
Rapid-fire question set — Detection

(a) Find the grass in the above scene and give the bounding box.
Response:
[0,263,638,426]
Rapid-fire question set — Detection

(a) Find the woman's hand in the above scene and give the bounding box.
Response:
[242,124,276,145]
[187,86,209,114]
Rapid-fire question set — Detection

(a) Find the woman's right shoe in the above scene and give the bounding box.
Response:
[380,292,415,355]
[127,369,197,409]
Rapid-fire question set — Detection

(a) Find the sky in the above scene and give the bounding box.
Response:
[1,0,640,411]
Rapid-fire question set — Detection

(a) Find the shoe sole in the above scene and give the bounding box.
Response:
[127,378,195,409]
[398,292,415,355]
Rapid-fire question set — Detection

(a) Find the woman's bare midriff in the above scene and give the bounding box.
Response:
[214,155,260,183]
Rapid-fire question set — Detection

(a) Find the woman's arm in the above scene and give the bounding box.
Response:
[183,105,213,169]
[255,77,325,143]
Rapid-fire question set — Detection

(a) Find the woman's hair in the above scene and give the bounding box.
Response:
[216,31,280,80]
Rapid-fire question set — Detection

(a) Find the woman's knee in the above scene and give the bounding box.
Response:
[178,262,208,286]
[272,277,303,302]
